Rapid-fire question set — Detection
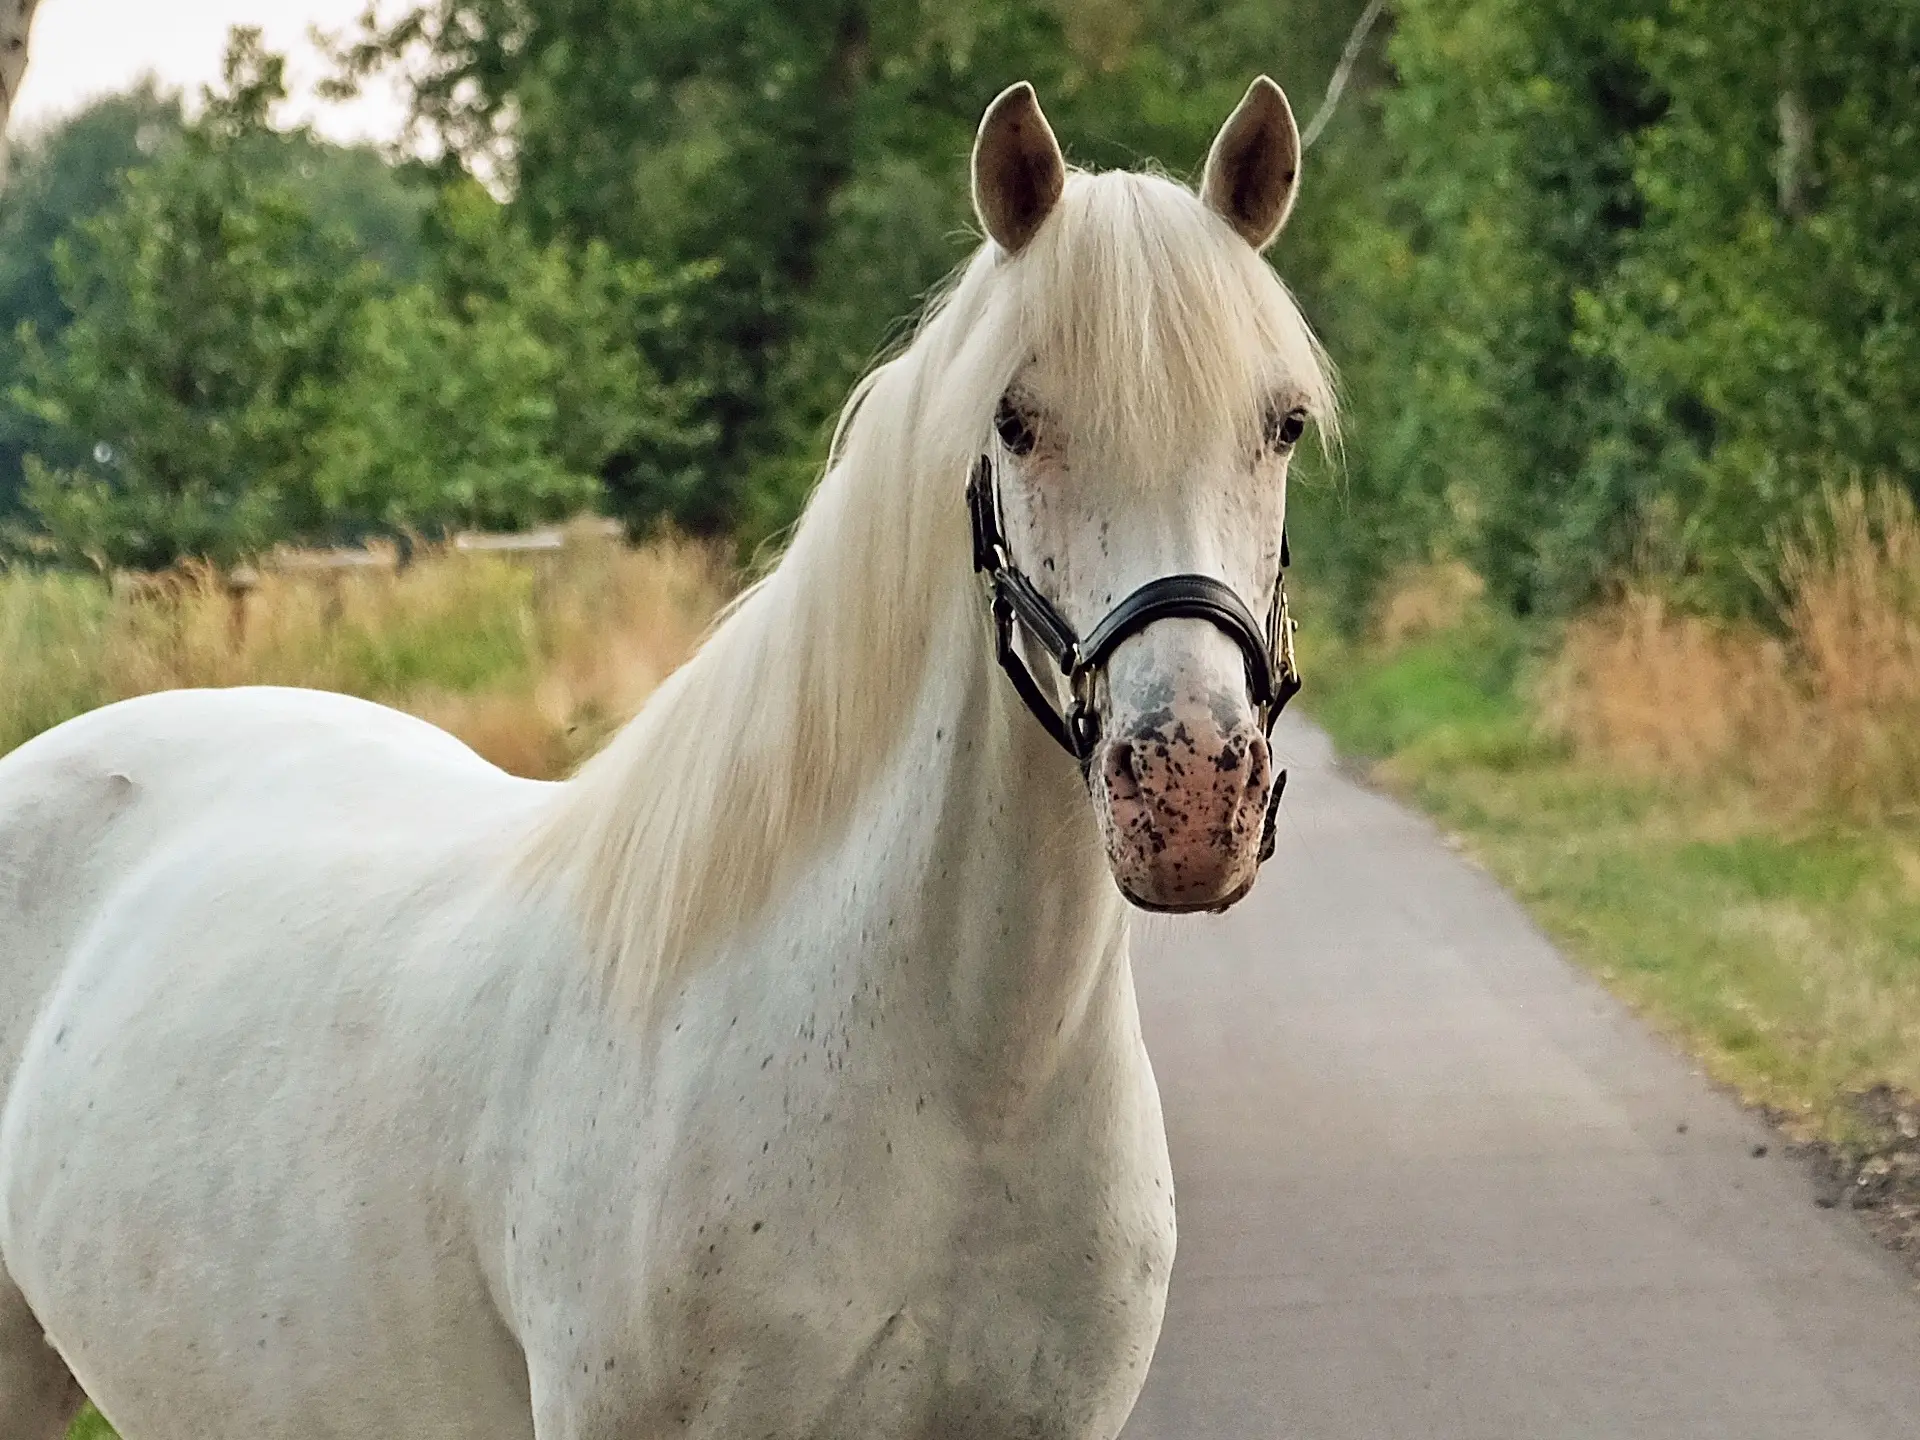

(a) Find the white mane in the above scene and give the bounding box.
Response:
[524,167,1337,1013]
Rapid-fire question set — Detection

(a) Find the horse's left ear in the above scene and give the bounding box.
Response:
[1201,76,1301,250]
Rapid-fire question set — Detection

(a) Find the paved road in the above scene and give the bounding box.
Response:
[1122,717,1920,1440]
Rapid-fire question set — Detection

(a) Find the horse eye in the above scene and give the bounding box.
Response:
[995,396,1037,457]
[1264,405,1308,451]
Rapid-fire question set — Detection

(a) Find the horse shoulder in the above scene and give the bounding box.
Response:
[0,689,566,1435]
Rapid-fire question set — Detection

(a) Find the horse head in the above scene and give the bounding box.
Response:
[966,78,1328,914]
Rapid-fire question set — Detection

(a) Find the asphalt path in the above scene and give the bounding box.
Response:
[1122,715,1920,1440]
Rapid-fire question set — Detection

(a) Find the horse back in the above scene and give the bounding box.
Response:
[0,686,533,1111]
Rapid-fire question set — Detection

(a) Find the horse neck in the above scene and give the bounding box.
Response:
[533,341,1132,1098]
[813,577,1134,1116]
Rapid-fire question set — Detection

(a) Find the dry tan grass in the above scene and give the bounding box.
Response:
[1546,483,1920,819]
[1373,559,1487,649]
[1541,593,1797,783]
[1776,485,1920,814]
[0,529,731,778]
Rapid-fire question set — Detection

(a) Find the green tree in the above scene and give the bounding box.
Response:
[1291,0,1665,621]
[278,136,434,285]
[12,31,376,569]
[1297,0,1920,619]
[313,182,706,535]
[0,85,186,517]
[310,284,595,533]
[0,79,436,534]
[1583,0,1920,601]
[334,0,1370,544]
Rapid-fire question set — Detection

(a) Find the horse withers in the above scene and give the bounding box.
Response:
[0,77,1332,1440]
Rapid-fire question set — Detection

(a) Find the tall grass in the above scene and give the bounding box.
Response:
[1306,484,1920,1124]
[1547,484,1920,820]
[0,529,731,779]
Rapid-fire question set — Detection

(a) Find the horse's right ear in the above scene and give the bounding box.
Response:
[972,82,1065,255]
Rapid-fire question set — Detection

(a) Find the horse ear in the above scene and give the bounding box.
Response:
[972,82,1065,255]
[1201,76,1301,250]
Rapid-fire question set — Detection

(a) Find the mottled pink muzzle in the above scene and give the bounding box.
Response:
[1091,695,1275,912]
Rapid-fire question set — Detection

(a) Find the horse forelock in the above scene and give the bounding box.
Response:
[522,165,1335,1020]
[1007,170,1338,469]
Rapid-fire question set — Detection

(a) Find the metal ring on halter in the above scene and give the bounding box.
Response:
[967,454,1302,861]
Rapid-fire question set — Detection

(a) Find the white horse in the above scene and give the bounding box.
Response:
[0,78,1332,1440]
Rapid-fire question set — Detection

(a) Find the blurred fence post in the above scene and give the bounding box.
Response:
[224,564,259,653]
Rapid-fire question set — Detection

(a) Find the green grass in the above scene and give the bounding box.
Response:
[0,560,539,760]
[1,538,729,783]
[1304,610,1920,1134]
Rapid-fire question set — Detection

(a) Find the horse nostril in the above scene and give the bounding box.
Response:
[1102,739,1142,801]
[1244,734,1271,795]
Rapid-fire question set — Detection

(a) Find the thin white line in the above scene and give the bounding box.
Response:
[1300,0,1387,152]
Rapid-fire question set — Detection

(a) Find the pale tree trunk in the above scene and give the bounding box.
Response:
[1301,0,1388,152]
[1776,88,1813,218]
[0,0,42,187]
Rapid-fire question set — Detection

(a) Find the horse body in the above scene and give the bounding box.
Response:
[0,689,553,1437]
[0,79,1329,1438]
[0,641,1169,1439]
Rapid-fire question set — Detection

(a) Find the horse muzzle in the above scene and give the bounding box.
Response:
[1088,697,1275,913]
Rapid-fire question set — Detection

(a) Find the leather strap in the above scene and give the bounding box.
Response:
[1081,574,1276,708]
[967,454,1300,772]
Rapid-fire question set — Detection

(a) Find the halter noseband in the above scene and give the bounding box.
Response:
[967,454,1301,861]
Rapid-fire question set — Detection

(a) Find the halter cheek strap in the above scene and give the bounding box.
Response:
[967,455,1302,861]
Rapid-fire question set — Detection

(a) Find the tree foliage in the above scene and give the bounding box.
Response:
[0,84,186,518]
[0,80,434,524]
[1589,1,1920,597]
[1300,0,1920,620]
[334,0,1367,542]
[1295,0,1662,617]
[312,182,705,535]
[6,30,702,569]
[3,2,1914,615]
[13,35,374,568]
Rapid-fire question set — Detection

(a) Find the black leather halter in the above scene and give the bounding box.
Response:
[967,454,1302,857]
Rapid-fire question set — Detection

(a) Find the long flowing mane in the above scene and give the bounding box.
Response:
[524,167,1337,1013]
